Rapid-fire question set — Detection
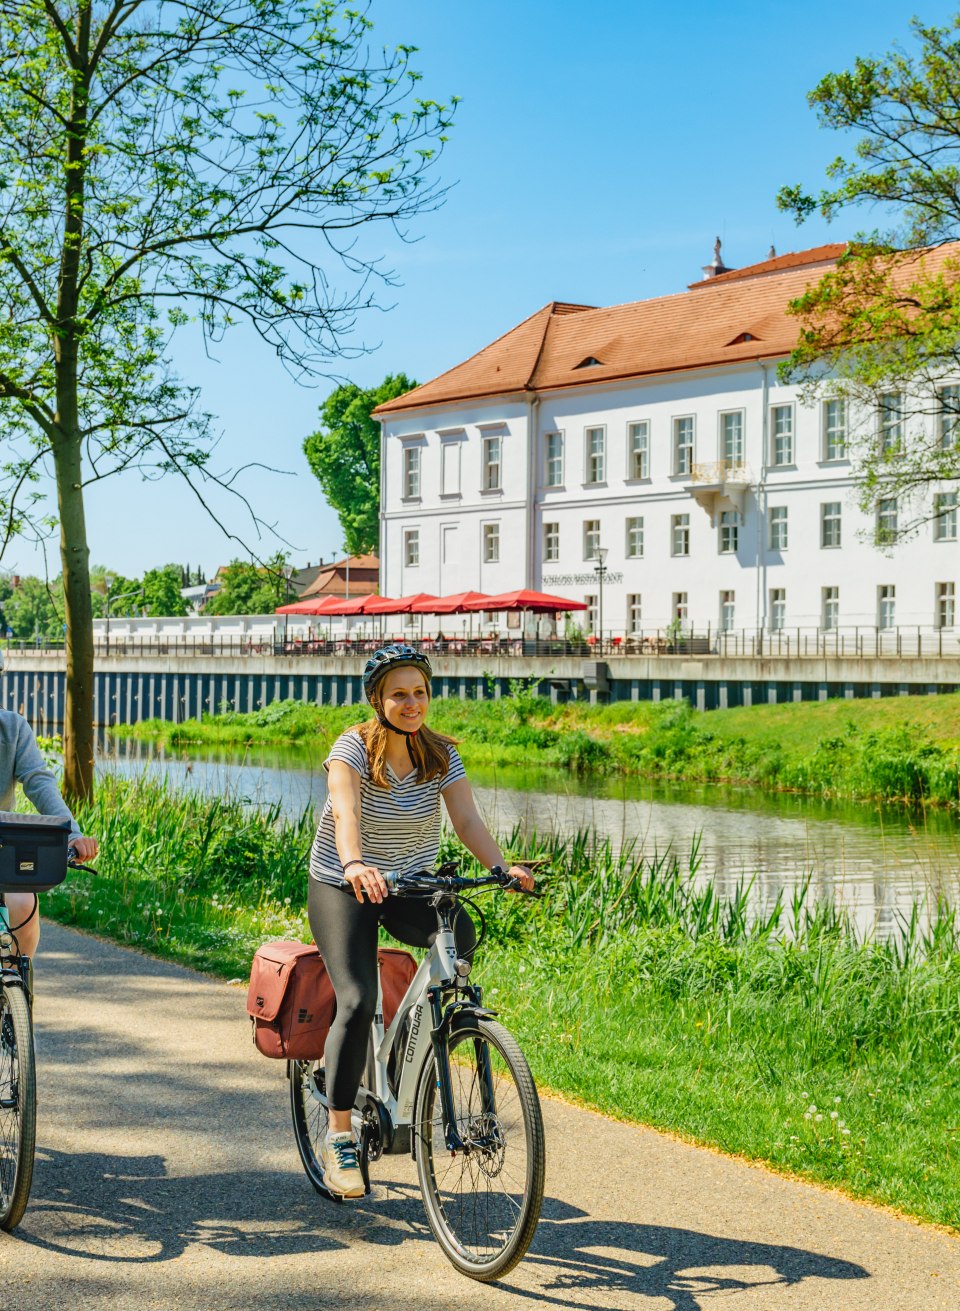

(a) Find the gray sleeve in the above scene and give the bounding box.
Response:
[14,718,81,835]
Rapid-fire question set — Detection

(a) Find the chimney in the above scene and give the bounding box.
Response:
[701,236,734,280]
[11,575,20,589]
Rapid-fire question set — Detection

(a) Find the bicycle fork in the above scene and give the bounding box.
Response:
[426,986,499,1154]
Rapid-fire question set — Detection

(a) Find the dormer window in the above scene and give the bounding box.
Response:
[726,331,760,345]
[575,356,603,368]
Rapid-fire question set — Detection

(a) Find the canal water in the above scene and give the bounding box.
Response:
[98,735,960,941]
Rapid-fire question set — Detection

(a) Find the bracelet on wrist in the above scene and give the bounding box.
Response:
[342,858,365,872]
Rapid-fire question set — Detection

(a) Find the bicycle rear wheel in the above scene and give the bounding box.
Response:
[0,983,36,1231]
[289,1060,342,1203]
[414,1018,545,1281]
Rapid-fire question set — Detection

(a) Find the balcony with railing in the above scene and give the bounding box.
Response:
[685,461,753,514]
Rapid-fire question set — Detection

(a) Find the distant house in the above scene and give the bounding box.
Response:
[298,554,379,600]
[180,581,220,614]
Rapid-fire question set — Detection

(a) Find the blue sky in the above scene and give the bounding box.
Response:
[12,0,959,578]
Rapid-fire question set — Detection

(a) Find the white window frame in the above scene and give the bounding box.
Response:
[821,501,842,549]
[672,592,688,625]
[769,588,786,632]
[402,445,421,500]
[543,521,559,562]
[583,519,601,561]
[584,426,606,484]
[627,593,642,635]
[934,491,958,542]
[544,431,564,487]
[878,584,896,630]
[719,410,744,466]
[585,593,598,634]
[625,515,644,559]
[879,392,903,453]
[482,522,500,564]
[771,404,793,466]
[481,434,502,492]
[671,513,690,557]
[718,509,740,554]
[823,398,847,461]
[673,416,694,476]
[627,421,650,480]
[719,589,735,632]
[939,386,960,449]
[769,505,788,551]
[876,497,898,545]
[822,586,839,631]
[403,528,420,567]
[937,581,956,630]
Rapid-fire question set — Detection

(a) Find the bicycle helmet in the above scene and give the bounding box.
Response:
[362,644,432,705]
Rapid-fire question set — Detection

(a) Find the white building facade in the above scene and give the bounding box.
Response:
[377,246,959,642]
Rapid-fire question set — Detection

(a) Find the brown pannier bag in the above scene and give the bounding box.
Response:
[246,940,418,1060]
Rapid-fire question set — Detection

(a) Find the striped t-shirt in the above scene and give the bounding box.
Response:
[309,729,467,886]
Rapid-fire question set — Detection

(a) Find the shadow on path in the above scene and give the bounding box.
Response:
[9,1149,869,1309]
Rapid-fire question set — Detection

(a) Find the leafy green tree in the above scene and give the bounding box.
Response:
[90,567,141,619]
[5,576,64,641]
[206,552,290,615]
[0,4,453,799]
[304,374,417,555]
[777,17,960,537]
[142,566,188,618]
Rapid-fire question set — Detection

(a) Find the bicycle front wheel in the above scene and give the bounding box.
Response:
[0,983,36,1231]
[414,1018,545,1281]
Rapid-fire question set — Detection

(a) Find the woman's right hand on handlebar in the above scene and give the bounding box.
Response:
[344,863,389,904]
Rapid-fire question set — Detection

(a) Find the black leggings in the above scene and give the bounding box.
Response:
[308,878,477,1112]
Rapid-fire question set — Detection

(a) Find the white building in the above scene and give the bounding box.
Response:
[375,242,960,641]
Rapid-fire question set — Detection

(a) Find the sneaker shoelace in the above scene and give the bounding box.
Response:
[330,1139,360,1171]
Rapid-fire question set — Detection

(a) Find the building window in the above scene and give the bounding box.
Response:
[671,513,690,557]
[822,586,839,631]
[937,581,956,629]
[673,416,694,475]
[720,411,744,466]
[583,519,600,560]
[544,432,564,486]
[769,505,788,550]
[672,592,688,626]
[878,584,896,630]
[403,528,419,567]
[934,491,958,541]
[482,435,502,491]
[876,497,898,545]
[771,405,793,466]
[940,386,960,449]
[625,516,644,559]
[769,588,786,632]
[821,501,842,548]
[441,441,461,496]
[627,593,642,635]
[483,523,500,563]
[879,392,903,453]
[628,421,650,479]
[719,590,735,631]
[585,426,605,483]
[823,399,847,461]
[402,446,420,499]
[718,509,740,554]
[543,522,559,562]
[585,593,598,634]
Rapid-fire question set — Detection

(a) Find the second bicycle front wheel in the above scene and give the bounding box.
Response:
[414,1017,545,1281]
[0,983,36,1231]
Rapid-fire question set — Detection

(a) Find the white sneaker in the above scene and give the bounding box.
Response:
[320,1132,364,1198]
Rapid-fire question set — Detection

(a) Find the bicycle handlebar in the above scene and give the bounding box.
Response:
[338,862,543,899]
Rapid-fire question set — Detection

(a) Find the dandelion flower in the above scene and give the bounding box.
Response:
[803,1112,812,1121]
[815,1113,823,1122]
[830,1110,838,1120]
[807,1104,817,1114]
[834,1096,841,1104]
[841,1128,851,1136]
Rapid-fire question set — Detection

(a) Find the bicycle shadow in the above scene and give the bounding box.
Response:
[15,1151,871,1310]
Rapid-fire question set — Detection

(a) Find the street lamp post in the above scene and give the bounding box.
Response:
[104,578,144,656]
[593,547,608,655]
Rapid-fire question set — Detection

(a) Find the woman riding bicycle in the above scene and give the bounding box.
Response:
[308,643,533,1198]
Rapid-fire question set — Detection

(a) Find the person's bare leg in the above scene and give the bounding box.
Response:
[3,894,39,958]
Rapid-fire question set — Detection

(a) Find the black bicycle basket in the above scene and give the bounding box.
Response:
[0,812,72,893]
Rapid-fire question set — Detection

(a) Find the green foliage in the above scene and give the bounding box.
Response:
[141,565,188,618]
[205,552,291,616]
[3,574,63,640]
[776,18,960,532]
[303,374,417,555]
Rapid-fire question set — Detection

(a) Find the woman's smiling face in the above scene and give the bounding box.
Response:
[379,665,430,731]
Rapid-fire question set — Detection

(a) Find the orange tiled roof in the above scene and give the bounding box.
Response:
[301,554,379,599]
[375,243,959,417]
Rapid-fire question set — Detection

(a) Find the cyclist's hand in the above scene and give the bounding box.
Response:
[345,863,389,904]
[507,864,535,893]
[70,835,98,863]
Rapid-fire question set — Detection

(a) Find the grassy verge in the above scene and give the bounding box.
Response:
[37,775,960,1231]
[115,689,960,807]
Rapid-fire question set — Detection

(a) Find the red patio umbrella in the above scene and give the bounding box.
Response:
[364,593,438,614]
[409,591,492,614]
[460,589,587,612]
[275,594,347,615]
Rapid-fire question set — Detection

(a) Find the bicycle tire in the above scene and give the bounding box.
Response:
[0,984,36,1232]
[289,1060,342,1204]
[414,1018,545,1281]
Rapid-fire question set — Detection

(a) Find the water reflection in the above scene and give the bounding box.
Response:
[98,735,960,941]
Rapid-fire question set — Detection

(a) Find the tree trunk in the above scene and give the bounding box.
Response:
[54,434,94,803]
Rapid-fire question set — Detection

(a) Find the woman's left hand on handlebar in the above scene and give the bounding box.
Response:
[507,864,535,892]
[71,835,98,862]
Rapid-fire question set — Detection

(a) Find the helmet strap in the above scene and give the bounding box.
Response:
[378,716,418,762]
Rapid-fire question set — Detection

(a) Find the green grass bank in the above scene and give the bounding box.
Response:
[38,775,960,1231]
[118,689,960,807]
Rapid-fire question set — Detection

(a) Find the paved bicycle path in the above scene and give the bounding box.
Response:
[1,922,958,1311]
